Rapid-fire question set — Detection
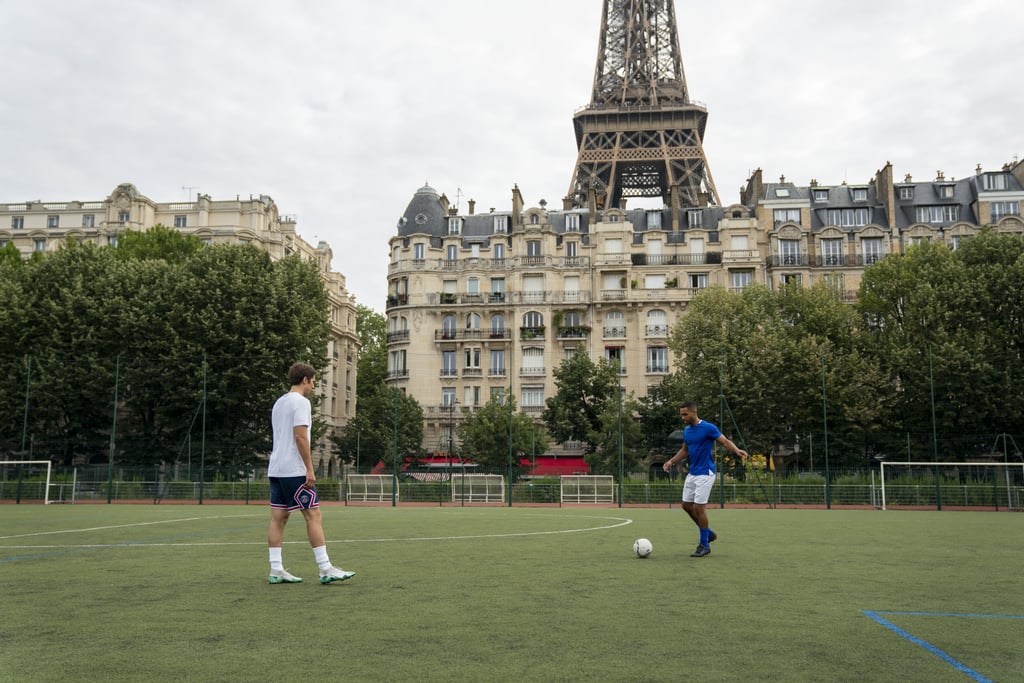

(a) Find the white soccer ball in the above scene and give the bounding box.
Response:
[633,538,653,558]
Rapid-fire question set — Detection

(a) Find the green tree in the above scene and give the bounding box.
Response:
[458,396,549,472]
[116,225,202,262]
[353,304,386,398]
[542,353,620,453]
[587,391,646,475]
[334,386,423,470]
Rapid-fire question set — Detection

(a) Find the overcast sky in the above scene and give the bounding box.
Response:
[3,0,1022,312]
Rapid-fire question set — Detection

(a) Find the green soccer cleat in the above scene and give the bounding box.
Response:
[268,569,303,584]
[319,566,355,584]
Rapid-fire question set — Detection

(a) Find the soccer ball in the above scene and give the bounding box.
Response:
[633,538,653,558]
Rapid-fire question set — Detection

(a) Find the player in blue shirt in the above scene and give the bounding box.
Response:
[663,401,748,557]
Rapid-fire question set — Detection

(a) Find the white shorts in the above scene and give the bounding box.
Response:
[682,474,716,505]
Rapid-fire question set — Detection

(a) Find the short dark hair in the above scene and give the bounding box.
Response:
[288,362,315,387]
[680,401,697,411]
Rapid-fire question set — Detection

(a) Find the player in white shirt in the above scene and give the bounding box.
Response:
[266,362,355,585]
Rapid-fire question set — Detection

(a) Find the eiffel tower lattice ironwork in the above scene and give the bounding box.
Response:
[566,0,721,219]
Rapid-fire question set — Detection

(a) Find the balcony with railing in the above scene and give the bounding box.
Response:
[435,328,510,342]
[557,325,591,340]
[603,326,627,339]
[520,326,546,340]
[386,369,409,380]
[768,253,809,267]
[386,330,410,344]
[646,364,670,374]
[520,366,546,377]
[645,324,669,337]
[462,367,483,379]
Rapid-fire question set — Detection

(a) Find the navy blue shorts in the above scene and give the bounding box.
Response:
[269,476,319,511]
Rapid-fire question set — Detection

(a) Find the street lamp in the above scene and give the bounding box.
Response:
[447,399,459,482]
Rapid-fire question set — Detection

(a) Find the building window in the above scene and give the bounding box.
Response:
[899,186,914,200]
[565,241,578,259]
[688,273,709,289]
[822,273,844,293]
[118,211,130,222]
[730,270,753,289]
[47,215,59,228]
[821,238,843,266]
[442,387,457,406]
[34,238,46,252]
[108,235,118,247]
[565,213,580,231]
[493,215,508,234]
[646,211,662,229]
[646,310,667,337]
[981,174,1009,191]
[605,346,626,374]
[174,215,187,228]
[604,311,625,337]
[526,240,541,257]
[521,347,544,375]
[490,349,505,376]
[521,386,545,409]
[523,311,544,328]
[490,315,505,335]
[530,214,539,225]
[990,201,1021,222]
[862,237,883,265]
[938,185,955,199]
[852,188,868,201]
[82,214,95,227]
[467,277,480,295]
[773,209,800,226]
[781,273,802,286]
[413,243,425,260]
[442,351,457,377]
[813,189,828,202]
[448,217,462,235]
[446,245,458,262]
[490,278,505,302]
[826,208,870,227]
[466,312,481,330]
[442,315,456,339]
[687,210,703,228]
[465,347,481,369]
[780,239,801,265]
[11,216,23,229]
[493,243,505,261]
[916,206,959,224]
[647,347,669,373]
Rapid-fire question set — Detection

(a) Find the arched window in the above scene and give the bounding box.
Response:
[604,311,625,337]
[523,311,544,328]
[466,313,481,330]
[491,315,505,335]
[646,310,667,337]
[442,315,456,339]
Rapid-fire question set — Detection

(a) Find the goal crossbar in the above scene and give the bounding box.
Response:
[879,461,1024,510]
[1,460,53,504]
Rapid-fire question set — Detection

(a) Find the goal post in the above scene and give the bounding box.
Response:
[451,473,505,504]
[0,460,53,504]
[560,475,615,504]
[346,474,397,503]
[879,461,1024,510]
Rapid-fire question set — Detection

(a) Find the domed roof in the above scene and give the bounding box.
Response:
[397,183,445,236]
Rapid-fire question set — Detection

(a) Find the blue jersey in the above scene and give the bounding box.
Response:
[683,420,722,475]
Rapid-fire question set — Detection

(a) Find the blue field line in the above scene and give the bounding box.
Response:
[863,610,1023,683]
[0,524,265,563]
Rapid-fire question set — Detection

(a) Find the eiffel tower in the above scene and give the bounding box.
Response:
[566,0,720,222]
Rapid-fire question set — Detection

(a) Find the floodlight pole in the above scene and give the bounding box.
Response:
[391,386,398,507]
[616,377,623,508]
[198,354,207,505]
[928,345,941,510]
[107,355,120,504]
[821,350,831,510]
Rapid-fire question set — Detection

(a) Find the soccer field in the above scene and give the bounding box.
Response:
[1,504,1021,682]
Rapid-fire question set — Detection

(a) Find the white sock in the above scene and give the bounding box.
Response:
[269,547,283,572]
[313,545,331,571]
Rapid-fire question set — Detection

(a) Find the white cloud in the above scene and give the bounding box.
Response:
[2,0,1022,310]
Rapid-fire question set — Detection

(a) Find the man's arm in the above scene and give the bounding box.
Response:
[662,442,688,472]
[293,425,316,488]
[716,434,748,459]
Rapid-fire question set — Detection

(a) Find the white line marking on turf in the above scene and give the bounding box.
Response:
[0,515,260,540]
[0,514,633,549]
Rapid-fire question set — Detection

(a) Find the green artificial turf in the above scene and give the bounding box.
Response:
[1,504,1021,682]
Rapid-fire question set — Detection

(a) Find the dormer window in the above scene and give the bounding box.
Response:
[565,214,580,232]
[492,215,508,234]
[852,188,868,202]
[813,189,828,202]
[773,208,801,226]
[646,211,662,229]
[448,217,462,235]
[687,210,703,228]
[899,186,914,200]
[938,185,955,199]
[981,173,1009,191]
[775,188,790,198]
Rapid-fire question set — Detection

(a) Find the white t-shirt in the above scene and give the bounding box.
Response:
[268,391,311,477]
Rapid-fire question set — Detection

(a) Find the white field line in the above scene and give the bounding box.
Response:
[0,515,260,541]
[0,514,632,549]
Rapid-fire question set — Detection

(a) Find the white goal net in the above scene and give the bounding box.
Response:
[451,473,505,504]
[560,475,615,504]
[346,474,397,503]
[0,460,53,504]
[879,461,1024,510]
